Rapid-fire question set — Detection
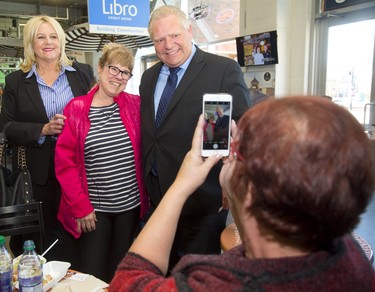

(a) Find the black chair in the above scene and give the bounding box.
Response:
[0,201,45,254]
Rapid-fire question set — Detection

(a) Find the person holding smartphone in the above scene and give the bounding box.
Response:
[140,5,251,271]
[111,97,374,290]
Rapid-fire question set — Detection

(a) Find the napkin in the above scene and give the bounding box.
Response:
[51,272,108,292]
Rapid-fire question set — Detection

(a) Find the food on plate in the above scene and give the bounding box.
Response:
[43,274,53,285]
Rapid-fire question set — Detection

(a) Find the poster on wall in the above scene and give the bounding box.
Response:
[244,70,275,105]
[87,0,149,36]
[323,0,373,11]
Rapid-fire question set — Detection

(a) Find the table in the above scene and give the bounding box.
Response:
[220,223,241,252]
[15,269,109,291]
[220,223,374,264]
[49,269,109,291]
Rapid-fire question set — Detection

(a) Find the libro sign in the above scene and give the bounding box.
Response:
[88,0,149,36]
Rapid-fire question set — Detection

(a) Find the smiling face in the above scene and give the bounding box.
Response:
[151,14,193,68]
[97,63,129,98]
[32,22,61,64]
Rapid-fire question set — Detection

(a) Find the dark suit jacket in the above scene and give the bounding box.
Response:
[0,62,95,185]
[140,47,251,216]
[214,114,230,142]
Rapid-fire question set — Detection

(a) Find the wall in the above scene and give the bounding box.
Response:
[240,0,313,97]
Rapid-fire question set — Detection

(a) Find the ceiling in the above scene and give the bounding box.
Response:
[5,0,88,9]
[0,1,240,51]
[0,0,89,34]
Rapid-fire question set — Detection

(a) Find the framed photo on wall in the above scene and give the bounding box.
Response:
[322,0,373,12]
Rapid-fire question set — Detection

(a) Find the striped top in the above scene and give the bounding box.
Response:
[84,102,140,213]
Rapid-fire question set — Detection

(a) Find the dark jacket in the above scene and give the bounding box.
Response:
[140,47,251,216]
[0,61,94,185]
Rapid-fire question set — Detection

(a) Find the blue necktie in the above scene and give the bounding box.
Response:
[155,67,181,128]
[151,67,180,176]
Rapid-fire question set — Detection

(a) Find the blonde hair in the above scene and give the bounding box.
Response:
[148,5,190,39]
[98,43,134,72]
[20,15,72,72]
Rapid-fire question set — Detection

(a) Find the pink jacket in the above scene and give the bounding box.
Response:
[55,85,149,238]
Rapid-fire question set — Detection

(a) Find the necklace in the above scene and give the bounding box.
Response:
[90,103,118,119]
[93,92,114,107]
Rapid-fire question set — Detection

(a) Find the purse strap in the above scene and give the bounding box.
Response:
[17,146,27,169]
[0,126,28,169]
[0,133,6,167]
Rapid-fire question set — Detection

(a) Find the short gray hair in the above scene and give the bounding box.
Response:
[148,5,190,39]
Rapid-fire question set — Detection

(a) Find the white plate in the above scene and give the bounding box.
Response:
[42,261,71,292]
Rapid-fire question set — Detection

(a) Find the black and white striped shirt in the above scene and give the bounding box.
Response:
[84,103,140,213]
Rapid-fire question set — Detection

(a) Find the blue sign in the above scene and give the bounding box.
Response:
[88,0,150,36]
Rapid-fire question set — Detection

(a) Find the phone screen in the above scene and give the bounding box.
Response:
[202,94,232,157]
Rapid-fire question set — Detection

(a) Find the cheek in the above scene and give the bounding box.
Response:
[219,163,234,190]
[31,42,38,52]
[154,43,164,53]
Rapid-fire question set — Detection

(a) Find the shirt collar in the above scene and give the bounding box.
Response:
[26,63,76,79]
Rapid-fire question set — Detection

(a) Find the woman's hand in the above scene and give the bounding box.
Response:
[173,114,223,197]
[41,114,66,136]
[76,211,97,233]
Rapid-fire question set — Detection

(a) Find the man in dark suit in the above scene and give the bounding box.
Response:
[214,105,230,142]
[140,5,251,270]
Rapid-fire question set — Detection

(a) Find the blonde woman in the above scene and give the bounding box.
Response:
[1,15,94,264]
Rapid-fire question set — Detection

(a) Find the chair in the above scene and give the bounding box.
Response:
[352,232,374,264]
[0,201,45,254]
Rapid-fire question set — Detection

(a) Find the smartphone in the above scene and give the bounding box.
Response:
[202,93,232,157]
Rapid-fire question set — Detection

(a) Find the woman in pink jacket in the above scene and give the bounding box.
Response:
[55,43,149,282]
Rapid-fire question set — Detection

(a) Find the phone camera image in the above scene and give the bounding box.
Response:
[202,93,232,157]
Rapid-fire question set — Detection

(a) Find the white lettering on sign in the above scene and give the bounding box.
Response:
[102,0,138,17]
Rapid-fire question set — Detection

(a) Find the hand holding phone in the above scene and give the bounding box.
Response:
[202,93,232,157]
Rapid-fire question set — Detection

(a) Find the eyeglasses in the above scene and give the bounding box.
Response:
[105,65,133,81]
[230,141,244,162]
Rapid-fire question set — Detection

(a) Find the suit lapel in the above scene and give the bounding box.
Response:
[24,67,86,121]
[150,63,163,124]
[66,69,85,97]
[25,75,48,120]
